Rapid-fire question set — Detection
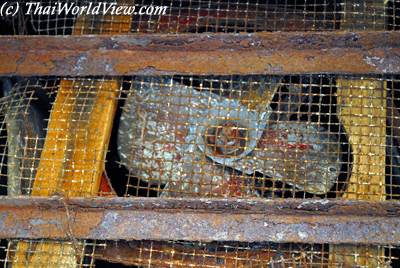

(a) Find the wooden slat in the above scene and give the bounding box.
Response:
[338,79,387,201]
[73,0,132,35]
[11,1,129,265]
[329,1,388,266]
[57,81,119,197]
[329,79,387,267]
[22,80,119,197]
[12,81,119,267]
[28,82,76,195]
[14,241,77,268]
[73,15,132,35]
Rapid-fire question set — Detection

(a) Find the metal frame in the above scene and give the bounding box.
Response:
[0,31,400,76]
[1,31,400,247]
[0,196,399,244]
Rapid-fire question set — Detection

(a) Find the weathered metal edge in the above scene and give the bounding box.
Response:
[0,31,399,76]
[0,196,399,244]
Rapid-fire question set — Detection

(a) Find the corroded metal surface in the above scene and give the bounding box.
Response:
[0,31,400,76]
[0,196,400,244]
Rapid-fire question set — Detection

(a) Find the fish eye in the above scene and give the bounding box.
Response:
[328,167,337,173]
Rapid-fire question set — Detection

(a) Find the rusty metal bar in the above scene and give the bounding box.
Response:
[0,196,400,244]
[0,31,400,76]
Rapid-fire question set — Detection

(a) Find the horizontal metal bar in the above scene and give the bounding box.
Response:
[0,196,400,244]
[0,31,399,76]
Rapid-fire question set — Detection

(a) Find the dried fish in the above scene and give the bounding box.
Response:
[118,78,341,196]
[5,82,48,196]
[186,87,270,169]
[161,152,259,198]
[237,121,341,194]
[118,78,261,197]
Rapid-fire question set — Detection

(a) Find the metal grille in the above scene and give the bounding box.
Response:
[1,240,398,267]
[2,239,104,267]
[95,241,398,267]
[0,0,400,267]
[0,75,399,199]
[0,75,399,266]
[1,0,399,35]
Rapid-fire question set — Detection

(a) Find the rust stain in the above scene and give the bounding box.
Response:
[1,197,400,244]
[1,32,400,76]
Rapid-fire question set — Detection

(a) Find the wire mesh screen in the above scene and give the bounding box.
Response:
[118,76,346,198]
[1,239,399,267]
[95,241,399,267]
[0,1,399,267]
[0,75,398,199]
[0,75,399,266]
[1,239,104,267]
[1,0,399,35]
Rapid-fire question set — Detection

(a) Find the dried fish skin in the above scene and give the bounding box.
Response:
[160,151,259,198]
[117,78,230,184]
[117,78,261,197]
[5,84,47,196]
[118,78,341,196]
[233,121,341,195]
[188,97,269,168]
[161,127,260,198]
[118,78,205,185]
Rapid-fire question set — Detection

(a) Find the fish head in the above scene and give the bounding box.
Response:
[302,157,341,195]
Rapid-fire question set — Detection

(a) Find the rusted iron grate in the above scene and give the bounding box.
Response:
[1,32,400,77]
[0,0,400,267]
[0,74,399,267]
[1,197,400,244]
